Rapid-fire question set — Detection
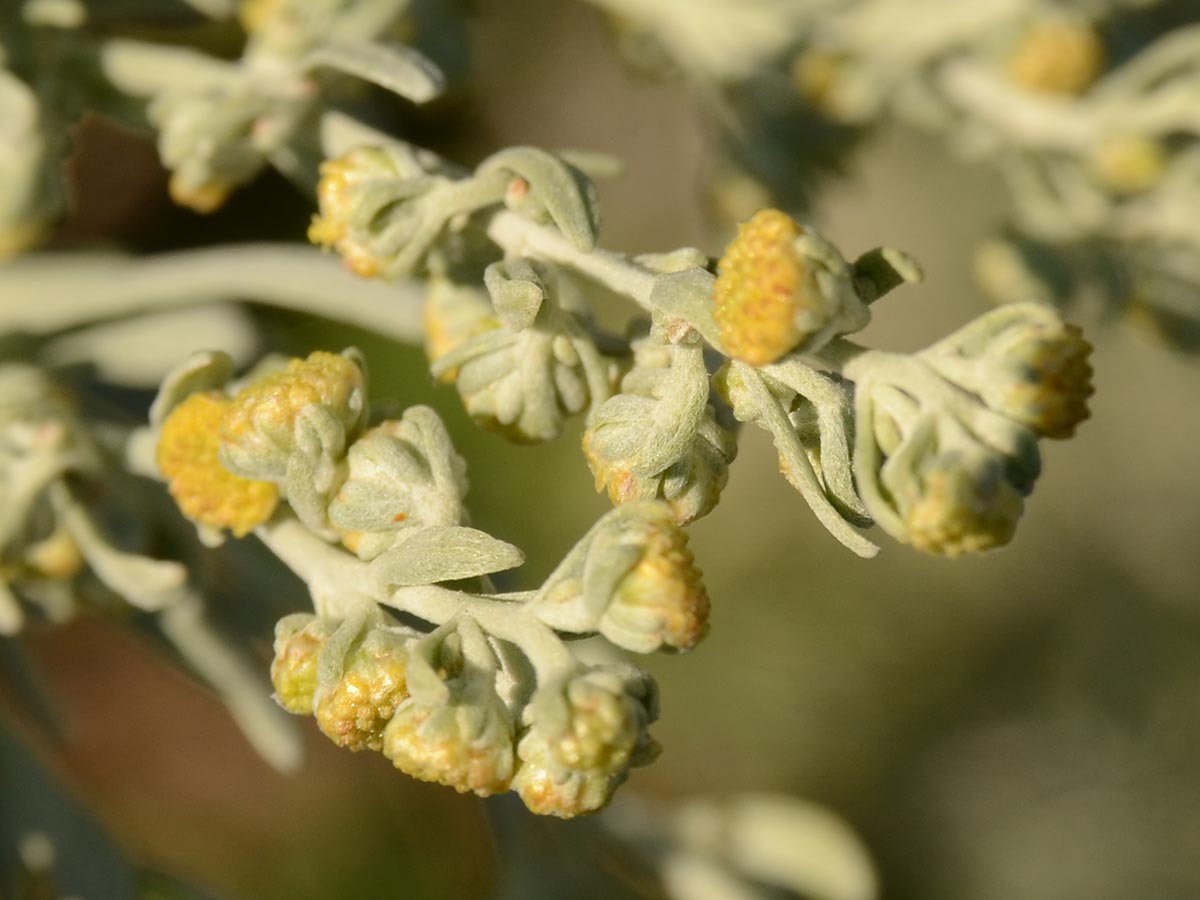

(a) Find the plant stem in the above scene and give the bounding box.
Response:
[0,244,425,342]
[486,210,658,309]
[255,515,574,679]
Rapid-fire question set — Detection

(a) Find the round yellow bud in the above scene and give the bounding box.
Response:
[1090,136,1166,195]
[307,148,397,278]
[383,698,515,796]
[315,629,410,752]
[270,614,333,715]
[609,522,709,653]
[156,392,279,537]
[713,209,827,366]
[1007,19,1104,96]
[904,459,1023,557]
[221,351,364,453]
[994,322,1093,439]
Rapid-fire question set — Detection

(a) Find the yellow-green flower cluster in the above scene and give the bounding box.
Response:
[606,515,710,653]
[713,209,831,366]
[155,350,365,537]
[512,668,659,818]
[156,392,280,537]
[308,148,403,279]
[1005,18,1105,96]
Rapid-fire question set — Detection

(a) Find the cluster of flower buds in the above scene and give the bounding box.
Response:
[270,607,663,816]
[582,0,1200,347]
[92,0,442,215]
[844,302,1093,556]
[151,344,711,816]
[583,320,736,524]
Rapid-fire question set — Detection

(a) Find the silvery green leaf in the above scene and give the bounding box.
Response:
[51,485,188,611]
[98,39,240,98]
[303,42,445,104]
[647,268,722,347]
[725,363,879,558]
[484,259,545,331]
[371,526,524,587]
[852,247,924,303]
[477,147,600,251]
[765,359,870,524]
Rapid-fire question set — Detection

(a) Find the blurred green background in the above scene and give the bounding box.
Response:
[4,1,1200,898]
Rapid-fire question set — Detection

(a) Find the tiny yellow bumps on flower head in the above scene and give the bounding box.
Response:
[998,322,1094,440]
[222,350,364,449]
[156,391,279,537]
[610,518,709,653]
[903,458,1023,557]
[1007,18,1105,96]
[308,148,397,278]
[713,209,829,366]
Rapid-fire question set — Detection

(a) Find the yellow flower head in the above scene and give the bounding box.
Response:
[713,209,829,366]
[1091,136,1167,195]
[382,696,515,796]
[270,614,335,715]
[995,322,1094,439]
[609,519,709,653]
[156,391,279,537]
[1007,19,1105,96]
[221,351,365,461]
[308,148,397,278]
[903,455,1023,557]
[314,628,410,752]
[168,173,233,215]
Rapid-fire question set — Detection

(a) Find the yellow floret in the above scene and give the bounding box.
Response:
[713,209,824,366]
[156,392,279,536]
[168,173,233,215]
[222,351,362,446]
[904,463,1023,557]
[611,524,710,652]
[1091,136,1166,195]
[1007,19,1105,96]
[1000,323,1094,439]
[307,149,395,278]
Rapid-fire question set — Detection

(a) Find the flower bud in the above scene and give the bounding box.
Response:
[713,210,868,365]
[308,147,403,278]
[924,304,1093,440]
[383,691,515,795]
[315,626,411,752]
[512,667,659,818]
[156,391,279,537]
[1006,18,1104,96]
[269,613,336,715]
[327,406,469,560]
[381,620,516,795]
[1090,136,1166,196]
[431,321,594,444]
[153,86,300,214]
[423,276,501,384]
[583,333,736,524]
[899,448,1024,557]
[220,350,367,482]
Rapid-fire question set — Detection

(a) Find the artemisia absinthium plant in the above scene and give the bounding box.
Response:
[0,0,1092,818]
